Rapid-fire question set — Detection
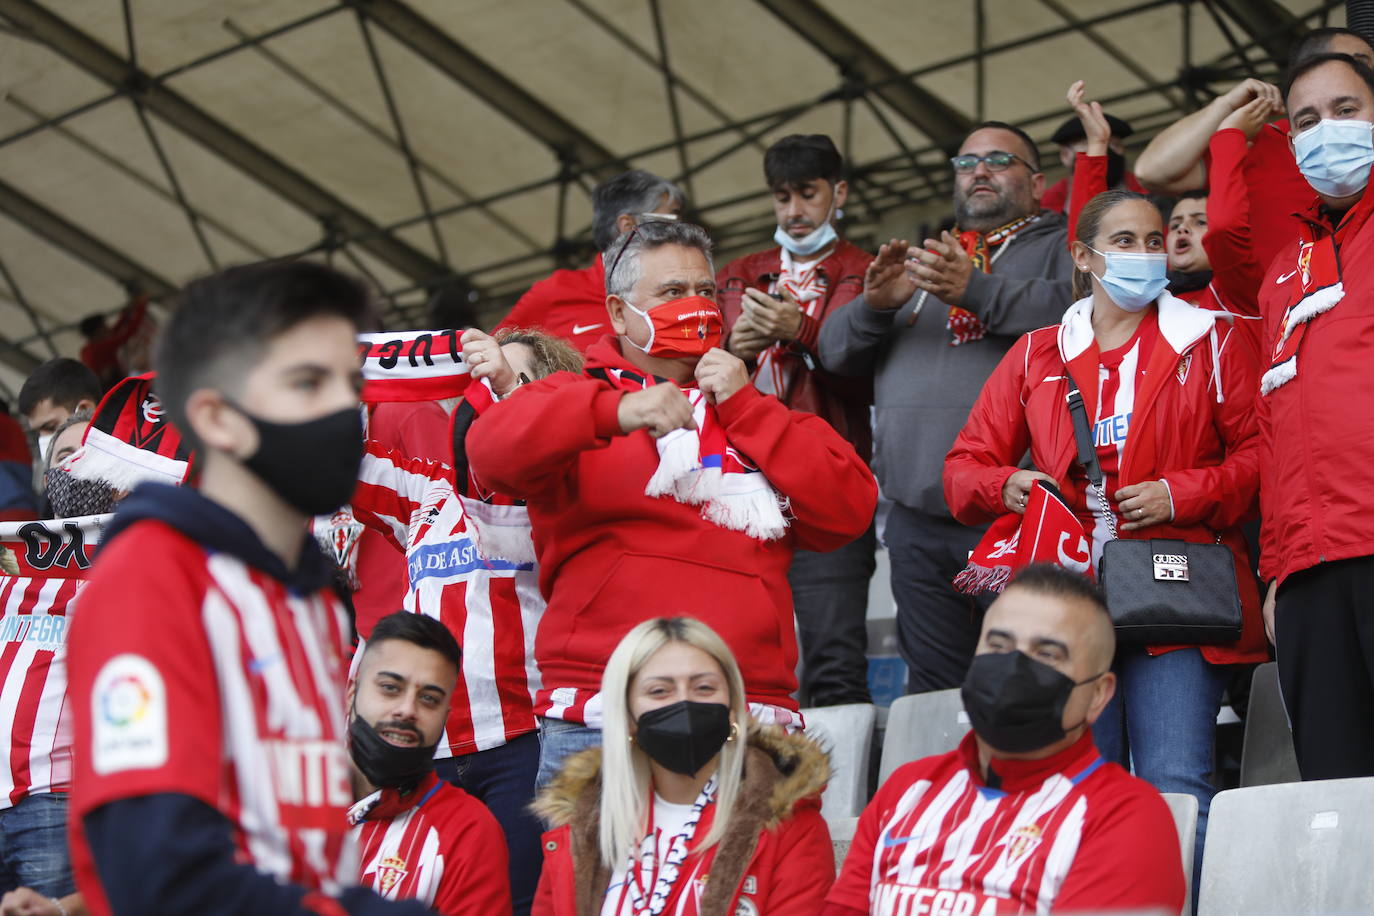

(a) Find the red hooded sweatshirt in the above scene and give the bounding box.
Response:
[464,336,877,723]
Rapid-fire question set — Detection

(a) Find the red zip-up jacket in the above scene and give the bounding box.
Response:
[1256,178,1374,586]
[716,240,874,461]
[944,293,1266,665]
[465,337,877,720]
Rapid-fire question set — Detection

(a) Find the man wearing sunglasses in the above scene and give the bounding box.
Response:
[820,121,1073,697]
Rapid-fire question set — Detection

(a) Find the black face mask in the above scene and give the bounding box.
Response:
[348,710,438,794]
[231,404,364,517]
[961,651,1104,754]
[1167,269,1214,295]
[44,467,117,518]
[634,700,732,776]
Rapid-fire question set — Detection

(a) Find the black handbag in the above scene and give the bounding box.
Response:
[1064,372,1243,645]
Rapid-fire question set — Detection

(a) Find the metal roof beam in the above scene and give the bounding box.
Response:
[0,0,454,292]
[753,0,973,152]
[351,0,628,181]
[1208,0,1304,67]
[0,178,176,298]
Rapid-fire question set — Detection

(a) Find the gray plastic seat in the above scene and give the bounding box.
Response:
[1238,661,1300,787]
[878,687,967,783]
[1161,793,1198,916]
[829,815,858,872]
[801,703,877,822]
[1197,777,1374,916]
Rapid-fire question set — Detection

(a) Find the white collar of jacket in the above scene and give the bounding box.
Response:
[1057,290,1219,363]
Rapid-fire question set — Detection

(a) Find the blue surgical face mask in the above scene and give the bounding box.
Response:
[774,196,838,257]
[1293,119,1374,199]
[1088,247,1168,312]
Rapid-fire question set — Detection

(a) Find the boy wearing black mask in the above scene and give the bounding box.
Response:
[825,565,1184,916]
[347,612,511,914]
[66,261,429,916]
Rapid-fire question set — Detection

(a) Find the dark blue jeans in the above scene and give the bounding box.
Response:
[1093,646,1228,897]
[434,731,541,916]
[0,792,74,897]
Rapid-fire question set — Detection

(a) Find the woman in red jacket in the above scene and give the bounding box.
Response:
[531,617,833,915]
[944,189,1267,883]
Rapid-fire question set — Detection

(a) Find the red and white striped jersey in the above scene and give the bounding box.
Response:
[350,771,511,915]
[0,575,81,808]
[1084,313,1158,565]
[69,518,360,912]
[352,440,542,755]
[828,731,1184,916]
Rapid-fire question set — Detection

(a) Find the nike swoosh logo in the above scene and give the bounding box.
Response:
[883,834,922,848]
[1276,270,1298,284]
[571,323,603,335]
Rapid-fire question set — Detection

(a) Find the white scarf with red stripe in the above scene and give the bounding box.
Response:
[755,248,825,398]
[591,367,787,541]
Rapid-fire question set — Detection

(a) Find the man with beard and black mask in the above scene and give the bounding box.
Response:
[820,122,1072,697]
[346,612,511,914]
[41,411,122,520]
[825,565,1184,916]
[66,261,429,916]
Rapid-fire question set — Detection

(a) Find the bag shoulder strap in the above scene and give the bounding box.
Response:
[1063,369,1103,487]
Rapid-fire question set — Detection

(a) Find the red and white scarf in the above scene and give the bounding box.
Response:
[756,248,826,398]
[947,213,1039,346]
[589,367,787,541]
[1261,230,1343,395]
[954,480,1091,594]
[67,373,193,490]
[358,328,470,402]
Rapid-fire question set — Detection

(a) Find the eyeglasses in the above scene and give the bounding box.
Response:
[949,151,1035,174]
[605,224,642,286]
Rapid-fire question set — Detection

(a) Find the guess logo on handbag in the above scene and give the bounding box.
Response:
[1153,553,1190,581]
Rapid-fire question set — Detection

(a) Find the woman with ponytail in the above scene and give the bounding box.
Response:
[944,189,1267,889]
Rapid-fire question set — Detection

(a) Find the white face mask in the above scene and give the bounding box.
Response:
[774,194,839,257]
[36,433,53,464]
[1293,118,1374,198]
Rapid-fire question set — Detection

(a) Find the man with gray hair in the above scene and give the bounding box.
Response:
[496,169,685,351]
[468,219,878,784]
[820,121,1073,697]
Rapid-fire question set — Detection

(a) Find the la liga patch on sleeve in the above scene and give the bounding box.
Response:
[92,653,168,774]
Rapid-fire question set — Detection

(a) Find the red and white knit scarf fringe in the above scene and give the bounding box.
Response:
[954,480,1090,594]
[591,368,788,541]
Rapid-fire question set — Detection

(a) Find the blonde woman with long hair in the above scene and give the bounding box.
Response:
[532,617,833,915]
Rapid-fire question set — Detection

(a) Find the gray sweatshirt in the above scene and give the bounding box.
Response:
[818,211,1073,516]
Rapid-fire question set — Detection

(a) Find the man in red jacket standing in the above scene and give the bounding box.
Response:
[717,134,876,707]
[466,219,878,786]
[1259,51,1374,781]
[495,170,684,351]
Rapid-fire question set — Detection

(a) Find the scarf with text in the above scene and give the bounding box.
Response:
[1261,227,1343,395]
[947,213,1039,346]
[954,480,1090,594]
[589,367,788,541]
[358,328,470,402]
[0,514,108,580]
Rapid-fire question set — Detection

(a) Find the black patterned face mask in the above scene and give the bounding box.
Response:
[44,468,117,519]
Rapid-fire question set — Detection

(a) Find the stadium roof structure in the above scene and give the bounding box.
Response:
[0,0,1349,396]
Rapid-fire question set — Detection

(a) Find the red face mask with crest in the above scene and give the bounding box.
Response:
[622,295,723,358]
